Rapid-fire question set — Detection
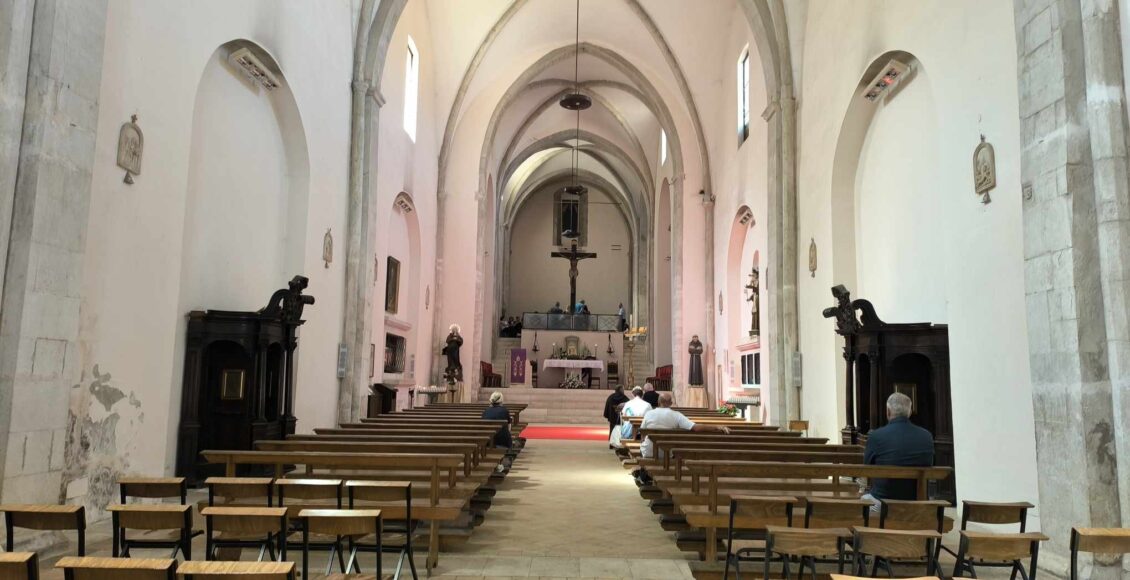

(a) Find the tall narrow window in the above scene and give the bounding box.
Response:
[737,48,750,145]
[385,256,401,314]
[403,37,419,141]
[659,129,668,165]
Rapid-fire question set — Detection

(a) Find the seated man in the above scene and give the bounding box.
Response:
[641,382,660,408]
[481,391,513,449]
[633,393,729,486]
[861,392,935,509]
[619,386,653,439]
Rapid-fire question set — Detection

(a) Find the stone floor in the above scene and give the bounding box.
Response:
[31,432,1023,579]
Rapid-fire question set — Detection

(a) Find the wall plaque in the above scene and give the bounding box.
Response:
[117,114,143,184]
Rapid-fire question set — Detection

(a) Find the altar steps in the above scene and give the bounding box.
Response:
[476,387,612,424]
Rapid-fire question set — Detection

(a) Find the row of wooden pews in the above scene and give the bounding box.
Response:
[200,402,526,574]
[617,414,957,578]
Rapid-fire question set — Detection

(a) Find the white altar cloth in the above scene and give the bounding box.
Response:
[543,359,605,371]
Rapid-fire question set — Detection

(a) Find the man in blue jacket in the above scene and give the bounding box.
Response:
[862,392,935,509]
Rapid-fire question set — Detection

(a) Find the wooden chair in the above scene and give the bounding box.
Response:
[206,478,273,507]
[1070,528,1130,580]
[951,500,1034,577]
[765,525,849,578]
[788,420,809,435]
[1,504,86,555]
[110,504,193,560]
[174,561,295,579]
[201,506,288,562]
[297,509,382,580]
[348,480,418,580]
[0,552,38,580]
[851,527,942,577]
[953,531,1047,580]
[55,556,175,580]
[722,495,797,580]
[275,479,343,572]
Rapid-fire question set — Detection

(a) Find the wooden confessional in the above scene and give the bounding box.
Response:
[823,285,956,503]
[175,275,315,483]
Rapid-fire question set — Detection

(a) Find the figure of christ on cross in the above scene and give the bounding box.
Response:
[551,239,597,314]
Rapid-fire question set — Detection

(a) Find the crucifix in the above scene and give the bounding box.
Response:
[551,238,597,313]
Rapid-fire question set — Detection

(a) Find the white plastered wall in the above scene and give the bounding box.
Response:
[374,0,441,397]
[507,187,631,316]
[794,1,1040,524]
[78,0,354,495]
[709,11,771,417]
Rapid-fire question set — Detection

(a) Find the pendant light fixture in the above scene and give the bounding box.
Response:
[560,0,589,196]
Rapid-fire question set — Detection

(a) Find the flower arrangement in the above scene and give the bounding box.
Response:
[561,375,586,389]
[716,401,738,417]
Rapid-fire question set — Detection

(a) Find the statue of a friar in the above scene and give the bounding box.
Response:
[688,334,704,386]
[442,324,464,384]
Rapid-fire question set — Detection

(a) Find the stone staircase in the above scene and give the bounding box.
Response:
[477,387,613,424]
[624,339,654,387]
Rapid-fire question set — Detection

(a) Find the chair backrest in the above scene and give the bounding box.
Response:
[55,556,174,580]
[960,531,1046,562]
[0,552,37,580]
[347,480,413,521]
[788,420,809,433]
[961,500,1032,531]
[656,365,672,379]
[274,479,342,516]
[206,477,273,506]
[804,498,871,529]
[766,526,843,558]
[1072,528,1130,555]
[480,361,493,375]
[118,477,187,504]
[853,527,939,560]
[2,504,85,531]
[109,505,191,531]
[298,509,381,537]
[201,506,287,535]
[879,500,947,532]
[728,495,796,530]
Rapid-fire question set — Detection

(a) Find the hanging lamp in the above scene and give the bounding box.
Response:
[560,0,589,196]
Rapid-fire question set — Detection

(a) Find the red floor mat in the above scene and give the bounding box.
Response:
[519,425,610,441]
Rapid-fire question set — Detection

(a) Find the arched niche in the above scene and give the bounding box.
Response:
[178,41,310,311]
[725,206,759,395]
[378,192,422,392]
[171,39,310,454]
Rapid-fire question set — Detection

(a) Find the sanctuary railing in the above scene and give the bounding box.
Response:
[522,312,623,332]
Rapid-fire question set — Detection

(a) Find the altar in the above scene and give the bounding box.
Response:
[515,329,623,388]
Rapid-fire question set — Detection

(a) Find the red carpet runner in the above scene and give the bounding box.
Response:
[519,425,610,441]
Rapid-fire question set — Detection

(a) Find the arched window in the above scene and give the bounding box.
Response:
[403,36,419,141]
[737,47,750,145]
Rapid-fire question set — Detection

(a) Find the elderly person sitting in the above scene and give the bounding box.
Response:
[480,391,513,449]
[861,392,935,510]
[641,382,659,408]
[632,393,730,486]
[619,386,653,439]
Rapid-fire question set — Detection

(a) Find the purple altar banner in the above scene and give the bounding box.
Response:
[510,348,527,384]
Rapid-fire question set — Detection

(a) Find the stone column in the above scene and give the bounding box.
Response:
[0,0,34,312]
[0,0,108,507]
[703,194,717,406]
[1014,0,1126,575]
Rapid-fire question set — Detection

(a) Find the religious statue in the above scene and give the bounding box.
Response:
[261,275,316,324]
[745,266,760,338]
[442,324,464,384]
[322,229,333,268]
[688,335,704,386]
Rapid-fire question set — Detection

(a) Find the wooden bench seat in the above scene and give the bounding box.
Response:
[56,556,175,580]
[175,561,295,579]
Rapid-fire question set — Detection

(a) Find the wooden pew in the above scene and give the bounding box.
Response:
[200,450,463,571]
[676,460,953,563]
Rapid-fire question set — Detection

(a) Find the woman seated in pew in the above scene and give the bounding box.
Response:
[632,393,730,487]
[860,392,935,512]
[483,391,514,474]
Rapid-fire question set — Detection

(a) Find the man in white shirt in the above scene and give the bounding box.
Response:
[619,386,653,439]
[634,393,730,486]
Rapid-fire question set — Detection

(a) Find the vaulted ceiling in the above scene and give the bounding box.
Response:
[420,0,750,227]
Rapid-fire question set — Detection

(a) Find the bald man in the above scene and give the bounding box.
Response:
[633,392,730,486]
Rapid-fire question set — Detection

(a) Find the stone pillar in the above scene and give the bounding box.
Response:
[1015,0,1126,575]
[0,0,108,507]
[0,0,34,312]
